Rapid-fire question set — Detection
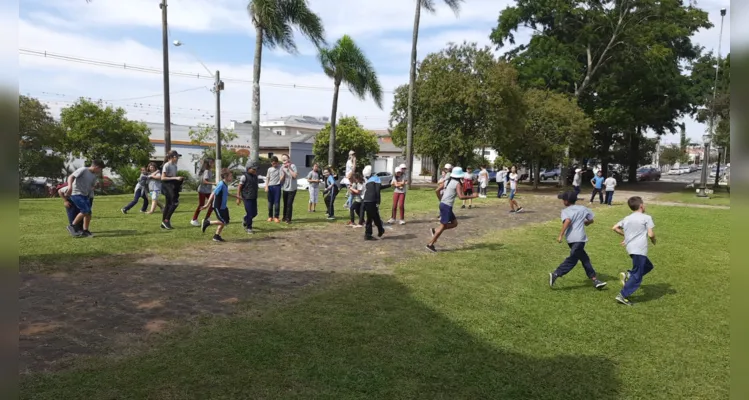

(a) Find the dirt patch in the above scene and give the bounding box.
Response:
[19,194,560,374]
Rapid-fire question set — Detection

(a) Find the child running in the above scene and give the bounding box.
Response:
[146,162,164,214]
[201,168,232,242]
[348,173,364,227]
[612,196,657,306]
[236,162,259,234]
[604,173,617,206]
[508,166,524,213]
[426,167,478,252]
[461,167,474,209]
[191,158,215,226]
[66,159,105,238]
[549,191,607,289]
[361,165,384,240]
[121,166,149,214]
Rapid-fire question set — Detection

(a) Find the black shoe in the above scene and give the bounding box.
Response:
[212,234,225,242]
[121,208,127,214]
[461,205,466,209]
[66,225,82,237]
[161,221,173,230]
[426,244,437,253]
[377,230,384,238]
[364,236,376,241]
[242,221,247,229]
[201,219,211,233]
[81,230,93,238]
[593,279,607,289]
[549,272,558,288]
[516,207,524,213]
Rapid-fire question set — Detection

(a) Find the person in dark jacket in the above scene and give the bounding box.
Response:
[361,165,384,240]
[236,162,259,234]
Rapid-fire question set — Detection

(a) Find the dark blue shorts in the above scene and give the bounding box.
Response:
[509,189,516,200]
[216,208,230,224]
[439,203,456,225]
[70,195,92,214]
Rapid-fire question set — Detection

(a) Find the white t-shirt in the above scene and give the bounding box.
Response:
[497,170,507,183]
[604,177,617,191]
[478,169,488,188]
[509,173,518,190]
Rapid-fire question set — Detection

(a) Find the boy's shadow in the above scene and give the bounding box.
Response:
[632,283,677,303]
[555,273,616,291]
[93,230,138,237]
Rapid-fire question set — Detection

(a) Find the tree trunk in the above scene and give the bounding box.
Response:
[405,0,421,190]
[328,80,340,168]
[432,158,439,183]
[628,127,640,184]
[532,159,540,190]
[600,133,612,179]
[250,25,263,164]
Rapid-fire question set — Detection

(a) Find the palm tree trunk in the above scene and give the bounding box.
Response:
[328,80,340,168]
[250,25,263,164]
[405,0,421,189]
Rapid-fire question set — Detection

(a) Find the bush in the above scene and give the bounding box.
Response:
[178,170,198,191]
[116,166,142,193]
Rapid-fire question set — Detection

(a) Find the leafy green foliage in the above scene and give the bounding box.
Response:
[177,170,198,192]
[59,98,153,171]
[19,96,67,181]
[187,124,246,170]
[313,116,379,173]
[690,52,730,150]
[659,144,688,166]
[115,165,144,193]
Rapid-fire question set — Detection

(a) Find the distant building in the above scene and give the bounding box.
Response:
[260,115,329,137]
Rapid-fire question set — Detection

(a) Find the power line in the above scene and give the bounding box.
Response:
[104,86,209,102]
[20,48,399,94]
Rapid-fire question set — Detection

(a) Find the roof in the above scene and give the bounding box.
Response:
[260,115,329,129]
[371,130,403,154]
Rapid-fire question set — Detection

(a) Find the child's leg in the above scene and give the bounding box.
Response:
[621,255,648,298]
[364,204,374,237]
[215,221,225,235]
[373,207,384,235]
[553,242,582,277]
[350,203,356,223]
[428,221,458,246]
[576,244,598,279]
[82,213,92,231]
[598,189,604,204]
[391,193,398,220]
[399,194,406,220]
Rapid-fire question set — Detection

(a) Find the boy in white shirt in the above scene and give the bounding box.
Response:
[507,166,524,213]
[612,196,657,306]
[604,173,617,206]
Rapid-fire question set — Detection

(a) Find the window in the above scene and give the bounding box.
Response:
[483,150,491,156]
[275,130,282,135]
[305,155,315,167]
[268,152,274,159]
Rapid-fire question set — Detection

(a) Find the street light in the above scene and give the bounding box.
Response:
[172,40,225,181]
[696,7,726,197]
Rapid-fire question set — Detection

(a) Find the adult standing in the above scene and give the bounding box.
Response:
[236,162,259,234]
[280,153,298,224]
[478,166,489,198]
[265,156,282,223]
[160,150,184,230]
[508,165,524,213]
[388,164,408,225]
[572,168,582,195]
[306,163,321,212]
[191,158,215,226]
[496,166,508,198]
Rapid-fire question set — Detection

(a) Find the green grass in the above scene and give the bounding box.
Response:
[19,187,462,268]
[21,205,729,399]
[657,189,730,206]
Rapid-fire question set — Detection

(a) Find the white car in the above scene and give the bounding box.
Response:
[679,166,691,174]
[668,168,682,175]
[296,178,309,190]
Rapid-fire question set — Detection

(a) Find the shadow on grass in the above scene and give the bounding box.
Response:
[90,230,139,237]
[21,270,621,399]
[633,283,677,303]
[553,272,617,291]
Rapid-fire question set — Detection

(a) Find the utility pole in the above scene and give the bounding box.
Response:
[160,0,172,155]
[214,70,224,180]
[697,8,726,197]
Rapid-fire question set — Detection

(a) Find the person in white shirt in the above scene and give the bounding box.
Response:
[572,168,582,195]
[343,150,356,209]
[496,167,508,198]
[604,173,617,206]
[508,166,524,213]
[478,166,489,198]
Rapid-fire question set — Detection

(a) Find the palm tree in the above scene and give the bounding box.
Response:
[405,0,462,187]
[319,35,383,167]
[248,0,326,164]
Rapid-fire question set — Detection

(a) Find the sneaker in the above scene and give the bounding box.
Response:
[615,294,633,306]
[191,219,200,227]
[377,230,384,238]
[364,236,376,241]
[139,210,147,213]
[212,234,226,242]
[246,229,254,234]
[468,205,472,209]
[516,207,524,213]
[353,224,362,228]
[619,272,630,286]
[66,225,82,237]
[425,244,437,253]
[461,205,466,209]
[160,221,169,230]
[386,218,395,224]
[399,220,405,225]
[201,219,210,233]
[593,279,607,289]
[327,216,335,220]
[430,227,436,237]
[549,272,558,288]
[509,210,516,214]
[81,230,94,238]
[121,208,127,214]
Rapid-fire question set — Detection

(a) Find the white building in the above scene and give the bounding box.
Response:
[260,115,329,136]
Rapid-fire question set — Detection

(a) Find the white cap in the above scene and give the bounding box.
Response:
[575,168,582,173]
[363,165,372,178]
[444,163,453,170]
[398,163,407,169]
[349,150,355,155]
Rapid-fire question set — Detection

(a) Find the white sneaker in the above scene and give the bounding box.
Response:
[190,219,200,227]
[386,218,395,224]
[399,220,405,225]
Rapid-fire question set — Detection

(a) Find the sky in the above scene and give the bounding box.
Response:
[15,0,735,146]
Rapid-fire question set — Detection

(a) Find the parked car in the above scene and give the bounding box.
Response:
[541,168,561,180]
[375,171,393,188]
[668,167,683,175]
[679,166,691,174]
[636,167,661,182]
[471,169,497,183]
[296,178,309,191]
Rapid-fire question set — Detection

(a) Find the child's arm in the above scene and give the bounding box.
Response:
[457,183,478,200]
[612,223,624,236]
[584,219,594,226]
[236,183,243,205]
[202,193,216,210]
[434,182,444,201]
[648,227,656,245]
[557,219,571,243]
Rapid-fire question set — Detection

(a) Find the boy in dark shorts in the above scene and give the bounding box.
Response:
[612,196,657,306]
[236,163,259,234]
[202,168,232,242]
[549,191,607,289]
[66,159,105,238]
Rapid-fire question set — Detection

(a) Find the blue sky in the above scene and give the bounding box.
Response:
[16,0,734,145]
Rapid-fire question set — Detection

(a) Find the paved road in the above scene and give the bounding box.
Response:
[658,170,703,183]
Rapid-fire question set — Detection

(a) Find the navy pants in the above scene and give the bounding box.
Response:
[590,188,603,203]
[573,185,581,195]
[497,183,505,198]
[554,242,597,279]
[123,187,149,212]
[363,202,384,238]
[605,190,614,205]
[621,255,654,298]
[324,187,339,217]
[243,198,257,229]
[267,185,281,218]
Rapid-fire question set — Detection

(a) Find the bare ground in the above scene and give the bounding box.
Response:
[19,194,575,374]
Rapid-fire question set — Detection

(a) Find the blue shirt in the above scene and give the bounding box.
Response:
[592,176,604,189]
[213,181,229,210]
[326,175,336,187]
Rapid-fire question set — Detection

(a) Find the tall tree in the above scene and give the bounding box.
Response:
[188,124,246,169]
[313,116,379,173]
[690,51,730,158]
[318,35,383,167]
[248,0,326,164]
[19,96,67,182]
[406,0,463,188]
[59,98,153,171]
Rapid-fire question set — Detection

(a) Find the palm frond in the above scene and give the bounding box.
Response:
[420,0,463,15]
[248,0,326,53]
[280,0,327,48]
[319,35,383,109]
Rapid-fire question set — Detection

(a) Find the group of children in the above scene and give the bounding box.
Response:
[550,190,656,306]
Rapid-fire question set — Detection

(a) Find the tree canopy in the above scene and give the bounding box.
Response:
[313,116,379,173]
[188,124,246,169]
[19,96,67,182]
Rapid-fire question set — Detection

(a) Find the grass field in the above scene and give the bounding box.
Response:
[21,204,729,399]
[19,187,456,268]
[657,188,731,206]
